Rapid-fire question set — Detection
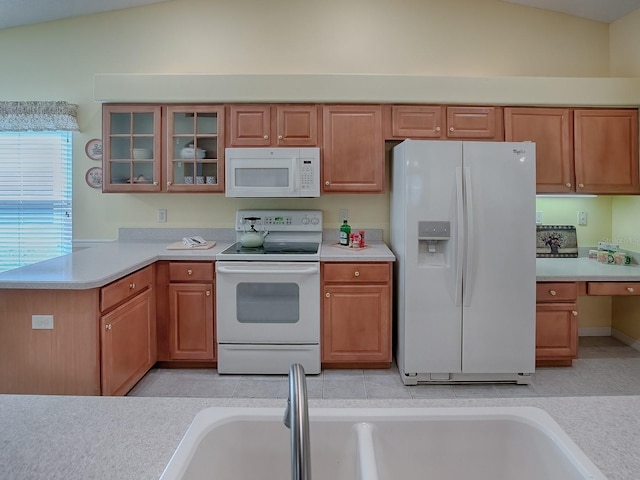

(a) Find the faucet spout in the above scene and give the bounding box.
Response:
[283,363,311,480]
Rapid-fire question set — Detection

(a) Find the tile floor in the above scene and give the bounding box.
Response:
[127,336,640,399]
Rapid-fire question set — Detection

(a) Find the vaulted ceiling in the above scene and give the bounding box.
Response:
[0,0,639,30]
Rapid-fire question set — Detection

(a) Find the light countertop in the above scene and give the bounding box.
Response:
[1,236,639,289]
[536,257,640,282]
[1,394,638,480]
[0,239,395,289]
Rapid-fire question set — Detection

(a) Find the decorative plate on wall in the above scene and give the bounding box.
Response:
[85,138,102,160]
[85,167,102,189]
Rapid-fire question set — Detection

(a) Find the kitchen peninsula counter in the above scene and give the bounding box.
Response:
[1,394,638,480]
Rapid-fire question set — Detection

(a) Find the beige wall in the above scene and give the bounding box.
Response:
[610,8,640,75]
[0,0,615,241]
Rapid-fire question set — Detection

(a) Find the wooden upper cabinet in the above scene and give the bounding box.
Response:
[228,104,319,147]
[276,105,319,146]
[446,106,503,140]
[228,105,271,146]
[389,105,444,138]
[102,104,163,192]
[574,109,639,194]
[386,105,503,140]
[322,105,384,192]
[504,107,574,193]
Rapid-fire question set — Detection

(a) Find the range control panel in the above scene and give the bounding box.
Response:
[235,210,323,232]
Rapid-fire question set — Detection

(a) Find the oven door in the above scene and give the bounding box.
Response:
[216,261,320,343]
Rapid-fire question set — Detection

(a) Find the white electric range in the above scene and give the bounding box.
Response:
[216,210,322,374]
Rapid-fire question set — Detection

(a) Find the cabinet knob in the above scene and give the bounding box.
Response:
[206,290,211,296]
[325,292,330,298]
[354,271,360,277]
[435,126,441,132]
[325,180,330,186]
[105,324,112,330]
[572,311,578,316]
[549,290,556,296]
[129,283,136,289]
[578,183,584,188]
[263,134,269,139]
[187,269,193,275]
[278,135,283,140]
[449,127,454,132]
[167,181,172,186]
[627,287,635,293]
[565,183,572,188]
[153,182,158,186]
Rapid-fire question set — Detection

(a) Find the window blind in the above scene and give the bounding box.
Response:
[0,132,72,272]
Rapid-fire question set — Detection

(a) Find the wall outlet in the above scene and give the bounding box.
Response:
[339,208,349,222]
[578,211,587,226]
[158,209,167,223]
[32,315,54,330]
[536,211,543,224]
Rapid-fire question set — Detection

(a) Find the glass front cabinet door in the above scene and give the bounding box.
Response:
[102,105,162,192]
[165,106,224,192]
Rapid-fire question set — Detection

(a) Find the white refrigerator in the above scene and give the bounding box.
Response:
[390,140,536,385]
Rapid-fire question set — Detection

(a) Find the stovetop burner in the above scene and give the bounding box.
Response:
[221,241,320,256]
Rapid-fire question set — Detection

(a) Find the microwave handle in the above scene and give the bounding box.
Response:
[293,158,300,192]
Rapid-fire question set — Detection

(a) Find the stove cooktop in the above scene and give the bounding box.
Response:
[220,241,320,256]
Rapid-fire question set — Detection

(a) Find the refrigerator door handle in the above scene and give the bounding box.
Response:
[463,166,475,307]
[455,166,464,306]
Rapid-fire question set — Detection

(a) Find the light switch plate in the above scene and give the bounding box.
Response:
[536,211,543,224]
[578,211,587,226]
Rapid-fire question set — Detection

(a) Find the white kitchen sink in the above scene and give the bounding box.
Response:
[160,406,607,480]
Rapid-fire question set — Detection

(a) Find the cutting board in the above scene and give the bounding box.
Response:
[166,240,216,250]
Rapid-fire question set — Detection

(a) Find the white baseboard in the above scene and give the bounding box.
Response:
[578,327,612,337]
[611,328,640,352]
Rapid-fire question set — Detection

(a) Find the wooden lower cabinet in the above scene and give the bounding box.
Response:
[321,262,392,367]
[100,287,156,395]
[535,282,578,366]
[165,261,215,361]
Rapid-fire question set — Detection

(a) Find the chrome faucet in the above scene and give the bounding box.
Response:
[284,363,311,480]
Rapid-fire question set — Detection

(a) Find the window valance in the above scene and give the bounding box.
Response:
[0,101,79,132]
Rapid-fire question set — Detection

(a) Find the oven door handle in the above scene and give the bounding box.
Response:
[216,265,319,275]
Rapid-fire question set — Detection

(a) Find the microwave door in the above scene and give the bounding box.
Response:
[227,158,296,197]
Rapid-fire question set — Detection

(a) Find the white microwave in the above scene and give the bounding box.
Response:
[225,147,320,198]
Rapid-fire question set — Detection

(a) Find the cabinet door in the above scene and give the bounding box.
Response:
[229,105,271,146]
[276,105,319,146]
[322,284,391,363]
[165,105,224,192]
[390,105,444,138]
[574,109,640,194]
[102,104,162,192]
[322,105,384,192]
[446,106,504,140]
[100,288,156,395]
[168,283,214,360]
[505,107,574,193]
[535,303,578,366]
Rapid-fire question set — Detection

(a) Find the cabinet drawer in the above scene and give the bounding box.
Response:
[323,263,391,283]
[101,265,154,312]
[169,262,214,282]
[536,282,577,302]
[587,282,640,296]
